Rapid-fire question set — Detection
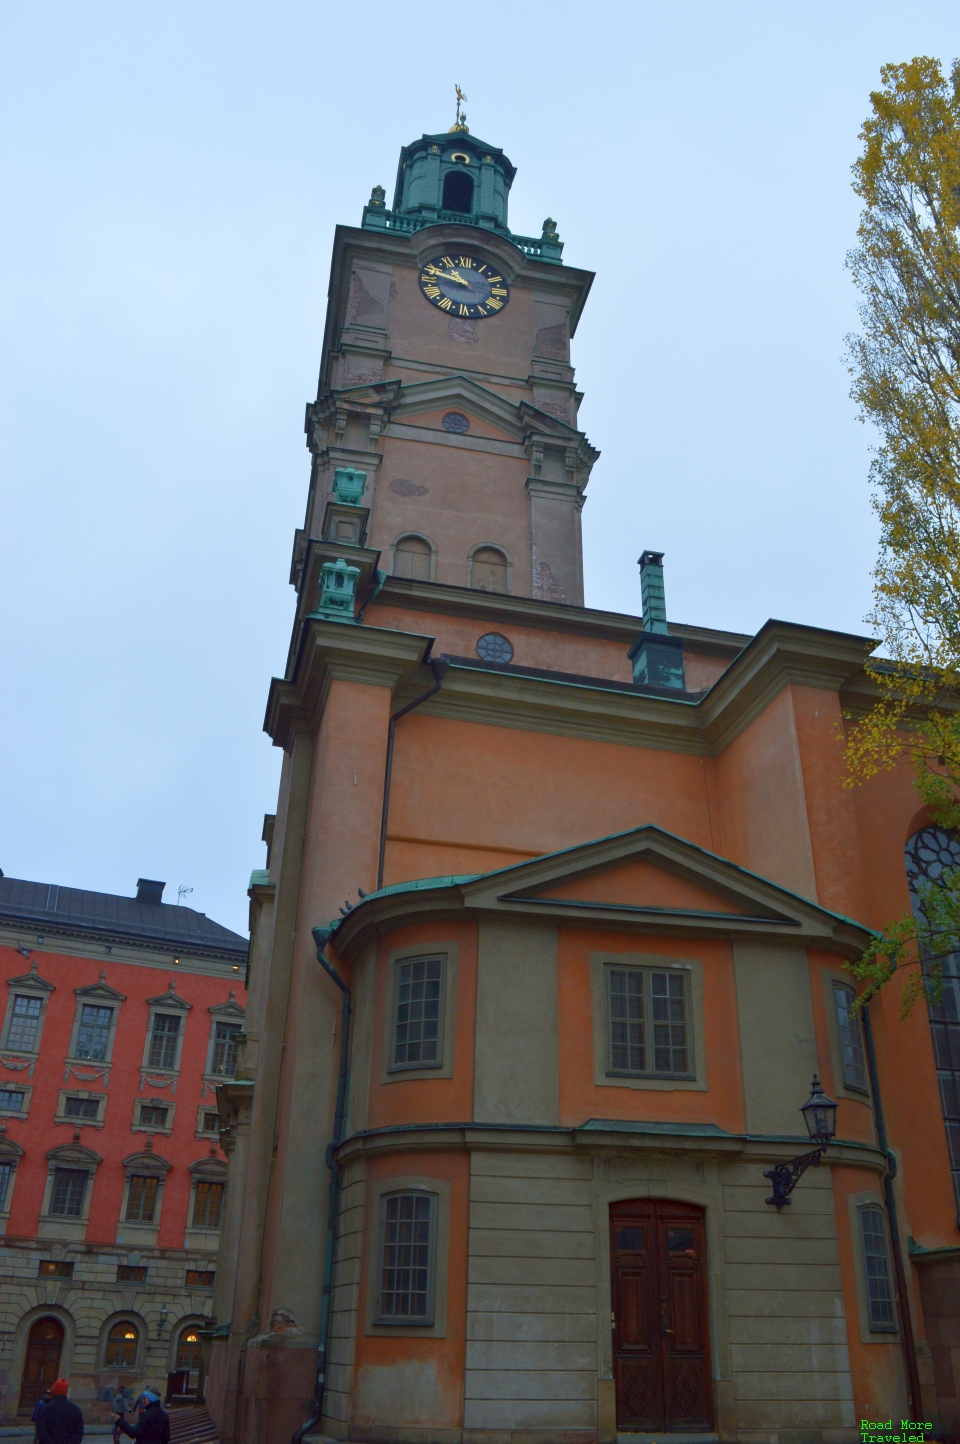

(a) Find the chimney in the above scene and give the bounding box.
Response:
[135,879,165,906]
[628,551,686,690]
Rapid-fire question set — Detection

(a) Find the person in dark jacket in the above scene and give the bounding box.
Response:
[37,1379,83,1444]
[31,1389,52,1444]
[112,1390,169,1444]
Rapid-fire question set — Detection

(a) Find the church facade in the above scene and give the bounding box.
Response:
[206,119,960,1444]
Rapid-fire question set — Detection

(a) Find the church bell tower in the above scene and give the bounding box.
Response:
[294,112,598,611]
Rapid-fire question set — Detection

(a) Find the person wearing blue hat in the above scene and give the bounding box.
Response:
[111,1390,168,1444]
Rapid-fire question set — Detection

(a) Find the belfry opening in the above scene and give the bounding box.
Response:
[442,169,473,213]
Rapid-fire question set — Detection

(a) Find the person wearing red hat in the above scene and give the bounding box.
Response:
[37,1380,83,1444]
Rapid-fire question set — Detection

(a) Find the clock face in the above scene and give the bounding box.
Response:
[418,254,510,319]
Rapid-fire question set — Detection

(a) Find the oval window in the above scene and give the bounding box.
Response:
[442,411,470,434]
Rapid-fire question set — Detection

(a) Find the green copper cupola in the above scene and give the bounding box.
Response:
[361,123,563,262]
[389,131,516,234]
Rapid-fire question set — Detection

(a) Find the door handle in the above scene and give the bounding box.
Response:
[611,1312,616,1329]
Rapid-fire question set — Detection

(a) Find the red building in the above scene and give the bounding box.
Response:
[0,872,248,1421]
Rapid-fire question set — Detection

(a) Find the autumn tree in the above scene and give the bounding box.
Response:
[844,56,960,1013]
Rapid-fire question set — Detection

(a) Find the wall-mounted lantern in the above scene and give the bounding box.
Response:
[314,558,361,623]
[764,1075,838,1211]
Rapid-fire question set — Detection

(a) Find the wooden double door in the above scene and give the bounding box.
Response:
[18,1317,64,1415]
[610,1200,712,1431]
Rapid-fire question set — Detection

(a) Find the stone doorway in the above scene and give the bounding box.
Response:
[18,1317,64,1415]
[610,1199,712,1431]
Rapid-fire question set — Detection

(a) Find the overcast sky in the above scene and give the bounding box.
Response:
[3,2,958,935]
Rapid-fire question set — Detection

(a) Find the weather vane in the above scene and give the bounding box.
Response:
[452,84,468,132]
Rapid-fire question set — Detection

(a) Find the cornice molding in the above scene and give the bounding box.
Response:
[368,577,750,656]
[268,610,884,761]
[335,1120,884,1174]
[698,620,877,751]
[265,620,433,749]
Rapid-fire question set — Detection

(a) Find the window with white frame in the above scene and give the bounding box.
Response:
[605,964,692,1077]
[148,1013,181,1069]
[211,1022,241,1078]
[192,1180,224,1228]
[833,982,868,1092]
[858,1203,897,1331]
[75,1005,113,1060]
[50,1167,88,1217]
[375,1190,437,1325]
[391,956,445,1070]
[138,1102,170,1129]
[6,994,43,1051]
[125,1175,160,1223]
[0,1088,25,1114]
[0,1160,14,1210]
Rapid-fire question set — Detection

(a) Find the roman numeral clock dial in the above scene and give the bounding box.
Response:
[418,254,510,319]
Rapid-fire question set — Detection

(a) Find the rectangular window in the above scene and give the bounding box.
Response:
[606,965,692,1077]
[211,1022,241,1078]
[859,1204,897,1331]
[192,1181,224,1228]
[834,983,869,1092]
[0,1161,12,1211]
[0,1088,25,1113]
[50,1168,87,1217]
[392,957,444,1069]
[139,1104,169,1128]
[75,1004,113,1060]
[117,1264,147,1283]
[186,1269,215,1287]
[7,994,42,1051]
[148,1013,181,1070]
[202,1112,220,1134]
[377,1190,436,1324]
[64,1096,100,1120]
[125,1175,160,1223]
[38,1260,74,1278]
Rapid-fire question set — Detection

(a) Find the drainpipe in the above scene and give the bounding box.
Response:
[861,1003,922,1414]
[376,658,449,889]
[291,926,350,1444]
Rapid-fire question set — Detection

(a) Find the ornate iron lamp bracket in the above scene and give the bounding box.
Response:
[764,1146,825,1210]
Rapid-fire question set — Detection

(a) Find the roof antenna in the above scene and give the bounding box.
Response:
[177,885,193,906]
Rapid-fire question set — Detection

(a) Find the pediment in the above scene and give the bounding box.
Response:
[5,967,54,995]
[208,997,246,1021]
[47,1143,101,1165]
[390,375,524,439]
[123,1150,171,1174]
[459,825,872,956]
[75,976,126,1003]
[146,984,192,1012]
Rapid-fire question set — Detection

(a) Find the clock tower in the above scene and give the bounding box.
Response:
[297,120,598,607]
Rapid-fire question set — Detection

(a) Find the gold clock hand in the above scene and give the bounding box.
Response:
[440,269,470,287]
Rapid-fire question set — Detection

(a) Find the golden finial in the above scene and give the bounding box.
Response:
[449,84,469,133]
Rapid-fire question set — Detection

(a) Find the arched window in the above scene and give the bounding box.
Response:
[105,1321,139,1368]
[392,536,433,583]
[470,547,508,594]
[176,1327,202,1372]
[442,171,473,214]
[905,826,960,1217]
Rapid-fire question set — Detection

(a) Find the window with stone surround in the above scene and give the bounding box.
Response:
[192,1181,224,1229]
[468,545,509,594]
[391,956,445,1070]
[105,1321,139,1368]
[125,1175,160,1223]
[50,1168,87,1217]
[6,994,42,1051]
[858,1203,897,1332]
[391,534,434,582]
[605,963,693,1078]
[833,982,868,1092]
[375,1190,438,1326]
